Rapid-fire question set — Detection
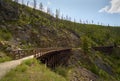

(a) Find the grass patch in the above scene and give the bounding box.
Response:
[0,59,67,81]
[0,56,11,63]
[0,52,12,63]
[54,66,71,81]
[54,66,69,77]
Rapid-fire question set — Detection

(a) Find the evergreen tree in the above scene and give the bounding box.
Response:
[82,37,89,54]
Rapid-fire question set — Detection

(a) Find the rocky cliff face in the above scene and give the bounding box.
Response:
[0,0,19,21]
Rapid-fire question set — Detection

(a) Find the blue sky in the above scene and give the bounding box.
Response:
[19,0,120,26]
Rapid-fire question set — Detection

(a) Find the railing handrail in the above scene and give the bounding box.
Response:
[9,48,71,60]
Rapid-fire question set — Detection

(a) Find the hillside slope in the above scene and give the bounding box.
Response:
[0,0,81,50]
[1,0,120,49]
[0,0,120,81]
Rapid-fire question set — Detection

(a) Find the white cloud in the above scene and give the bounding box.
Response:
[99,6,110,13]
[99,0,120,14]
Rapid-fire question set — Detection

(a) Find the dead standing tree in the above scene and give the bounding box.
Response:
[47,7,51,14]
[27,1,29,6]
[55,9,60,19]
[39,2,43,11]
[14,0,18,3]
[0,0,3,7]
[22,0,24,5]
[33,0,36,9]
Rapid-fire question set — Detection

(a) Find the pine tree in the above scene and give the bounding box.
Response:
[82,37,89,54]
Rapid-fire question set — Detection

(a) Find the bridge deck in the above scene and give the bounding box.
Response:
[9,48,71,60]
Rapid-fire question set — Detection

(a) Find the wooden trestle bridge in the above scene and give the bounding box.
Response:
[9,48,72,68]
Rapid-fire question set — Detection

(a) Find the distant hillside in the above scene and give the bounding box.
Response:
[0,0,120,81]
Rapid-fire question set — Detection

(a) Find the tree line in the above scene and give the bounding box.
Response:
[12,0,111,26]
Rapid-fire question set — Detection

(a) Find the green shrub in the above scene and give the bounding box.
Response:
[15,64,28,72]
[54,66,68,77]
[90,65,99,75]
[0,29,12,41]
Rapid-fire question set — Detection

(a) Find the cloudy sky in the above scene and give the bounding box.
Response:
[19,0,120,26]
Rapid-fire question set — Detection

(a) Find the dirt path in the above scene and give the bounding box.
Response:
[0,55,34,79]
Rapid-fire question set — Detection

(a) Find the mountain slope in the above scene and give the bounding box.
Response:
[0,0,81,49]
[0,0,120,81]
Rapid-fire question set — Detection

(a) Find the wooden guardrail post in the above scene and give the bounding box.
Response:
[18,50,20,59]
[10,50,16,60]
[34,50,36,58]
[14,50,17,60]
